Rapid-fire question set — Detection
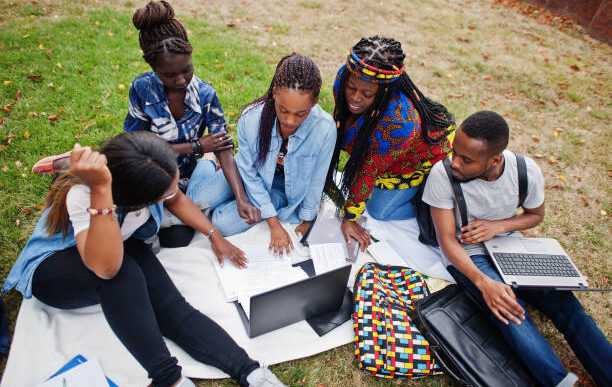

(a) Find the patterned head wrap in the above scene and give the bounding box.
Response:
[346,50,405,84]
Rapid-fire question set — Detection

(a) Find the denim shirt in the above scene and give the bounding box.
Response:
[234,104,336,223]
[2,203,163,298]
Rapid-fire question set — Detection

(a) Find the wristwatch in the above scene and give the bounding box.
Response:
[191,139,203,158]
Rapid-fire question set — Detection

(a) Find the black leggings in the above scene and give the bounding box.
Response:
[32,238,258,387]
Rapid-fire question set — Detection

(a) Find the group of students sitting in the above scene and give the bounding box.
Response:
[2,1,610,386]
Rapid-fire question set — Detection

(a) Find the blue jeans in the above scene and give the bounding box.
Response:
[366,186,418,221]
[186,160,288,236]
[448,255,612,386]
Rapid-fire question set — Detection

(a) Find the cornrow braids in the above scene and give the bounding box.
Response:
[132,1,193,67]
[326,35,455,203]
[244,53,322,166]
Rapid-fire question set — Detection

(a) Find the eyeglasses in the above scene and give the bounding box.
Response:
[160,185,179,202]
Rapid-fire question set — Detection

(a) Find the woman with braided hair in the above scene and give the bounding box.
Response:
[327,36,455,250]
[124,0,260,248]
[195,53,336,255]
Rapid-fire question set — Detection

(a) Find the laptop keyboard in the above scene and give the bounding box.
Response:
[493,253,580,277]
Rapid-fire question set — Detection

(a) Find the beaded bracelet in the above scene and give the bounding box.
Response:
[86,204,118,219]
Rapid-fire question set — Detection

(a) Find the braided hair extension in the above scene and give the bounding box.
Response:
[326,36,455,202]
[132,1,193,67]
[244,53,322,166]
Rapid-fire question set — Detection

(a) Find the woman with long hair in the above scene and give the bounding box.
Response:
[190,53,336,255]
[3,132,284,387]
[327,35,455,250]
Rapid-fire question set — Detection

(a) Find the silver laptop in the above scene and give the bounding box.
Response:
[302,215,361,262]
[484,236,588,289]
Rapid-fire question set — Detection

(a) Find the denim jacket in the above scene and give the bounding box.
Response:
[234,104,336,223]
[2,203,163,298]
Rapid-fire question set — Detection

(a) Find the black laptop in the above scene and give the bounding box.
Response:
[235,264,352,338]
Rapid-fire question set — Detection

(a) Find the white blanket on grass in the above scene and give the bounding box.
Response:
[2,209,451,387]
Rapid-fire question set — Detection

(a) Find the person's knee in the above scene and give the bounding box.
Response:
[186,160,217,197]
[212,212,252,237]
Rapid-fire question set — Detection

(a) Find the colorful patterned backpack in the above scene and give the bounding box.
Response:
[353,262,440,379]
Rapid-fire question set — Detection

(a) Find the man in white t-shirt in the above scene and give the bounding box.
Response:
[423,111,611,386]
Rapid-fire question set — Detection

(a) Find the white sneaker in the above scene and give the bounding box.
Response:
[246,367,286,387]
[174,376,196,387]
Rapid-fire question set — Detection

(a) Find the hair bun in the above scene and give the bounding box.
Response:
[132,0,175,31]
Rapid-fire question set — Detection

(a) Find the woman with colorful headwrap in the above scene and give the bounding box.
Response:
[326,36,455,250]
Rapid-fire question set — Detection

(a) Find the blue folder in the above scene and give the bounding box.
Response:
[48,354,118,387]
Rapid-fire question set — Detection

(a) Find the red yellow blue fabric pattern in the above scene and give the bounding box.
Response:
[353,263,439,379]
[334,64,453,220]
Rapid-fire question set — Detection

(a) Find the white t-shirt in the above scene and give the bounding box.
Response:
[66,184,151,240]
[422,150,545,256]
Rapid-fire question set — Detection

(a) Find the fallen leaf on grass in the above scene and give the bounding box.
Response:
[479,101,488,106]
[25,74,42,80]
[546,184,565,190]
[3,80,11,85]
[117,84,125,90]
[558,82,568,89]
[530,134,540,142]
[581,195,589,207]
[448,93,465,98]
[24,130,30,138]
[229,73,235,81]
[548,156,559,165]
[601,210,608,216]
[570,64,580,71]
[558,174,565,179]
[45,49,51,59]
[602,278,609,287]
[550,98,559,106]
[482,53,490,61]
[504,93,515,99]
[482,75,492,81]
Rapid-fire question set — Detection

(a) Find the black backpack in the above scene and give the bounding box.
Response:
[415,153,527,246]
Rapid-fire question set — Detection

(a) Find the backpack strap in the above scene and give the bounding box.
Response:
[442,157,468,228]
[514,152,528,208]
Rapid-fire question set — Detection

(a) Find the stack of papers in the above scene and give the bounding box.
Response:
[309,243,349,275]
[213,245,308,303]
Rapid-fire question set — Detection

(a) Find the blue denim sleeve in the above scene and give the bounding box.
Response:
[235,114,276,218]
[299,118,337,221]
[124,81,151,132]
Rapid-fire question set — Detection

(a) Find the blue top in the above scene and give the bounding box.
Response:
[2,203,163,299]
[124,72,232,178]
[234,103,336,223]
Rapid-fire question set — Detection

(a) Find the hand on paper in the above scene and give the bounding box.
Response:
[269,221,294,257]
[211,233,248,268]
[294,220,313,237]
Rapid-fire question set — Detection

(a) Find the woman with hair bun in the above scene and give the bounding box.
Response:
[3,132,285,387]
[327,35,455,251]
[125,0,260,248]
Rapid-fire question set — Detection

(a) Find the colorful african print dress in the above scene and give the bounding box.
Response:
[333,64,453,221]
